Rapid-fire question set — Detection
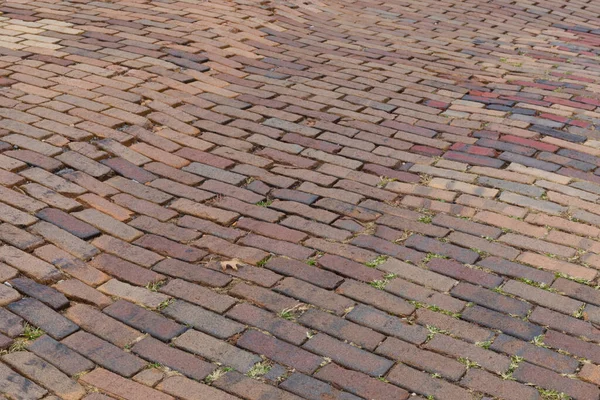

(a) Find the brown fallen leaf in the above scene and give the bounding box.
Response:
[220,259,243,272]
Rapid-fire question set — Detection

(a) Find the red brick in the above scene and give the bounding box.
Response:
[104,300,186,342]
[314,363,409,400]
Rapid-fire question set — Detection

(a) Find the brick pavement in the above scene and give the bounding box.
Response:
[1,0,600,398]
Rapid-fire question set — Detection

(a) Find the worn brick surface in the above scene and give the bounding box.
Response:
[3,0,600,397]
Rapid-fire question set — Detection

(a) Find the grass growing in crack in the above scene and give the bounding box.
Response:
[573,304,586,319]
[146,280,166,292]
[377,176,396,188]
[369,273,397,290]
[278,304,305,321]
[425,325,450,342]
[256,255,272,268]
[365,255,388,268]
[247,362,271,378]
[501,355,523,381]
[423,253,448,263]
[1,324,45,355]
[256,199,273,207]
[531,334,548,348]
[205,367,233,384]
[418,215,433,224]
[409,301,461,318]
[279,308,295,320]
[554,272,591,286]
[458,357,479,369]
[538,388,571,400]
[157,298,174,310]
[147,362,162,369]
[305,258,317,266]
[22,324,44,341]
[475,340,492,350]
[517,278,556,292]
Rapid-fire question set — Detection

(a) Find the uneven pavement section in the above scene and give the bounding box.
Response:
[2,0,600,399]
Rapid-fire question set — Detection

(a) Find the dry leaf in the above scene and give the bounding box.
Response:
[220,259,243,272]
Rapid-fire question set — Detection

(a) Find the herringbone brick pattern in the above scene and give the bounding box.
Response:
[2,0,600,399]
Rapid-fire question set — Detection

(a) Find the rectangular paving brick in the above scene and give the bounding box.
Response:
[212,370,304,400]
[462,305,543,341]
[0,361,47,400]
[2,351,86,400]
[336,279,415,316]
[80,368,174,400]
[238,329,322,373]
[303,333,393,377]
[104,300,186,342]
[274,277,355,315]
[346,304,428,344]
[162,300,244,339]
[280,372,362,400]
[451,282,531,317]
[131,336,215,380]
[160,278,236,313]
[90,253,166,287]
[28,334,95,376]
[377,336,466,380]
[314,363,409,400]
[64,304,142,348]
[62,330,147,377]
[227,303,307,345]
[157,375,238,400]
[8,298,79,340]
[173,329,260,373]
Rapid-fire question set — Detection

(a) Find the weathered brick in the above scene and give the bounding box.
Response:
[238,329,322,373]
[314,363,409,400]
[157,375,237,400]
[379,258,457,292]
[9,277,69,310]
[274,277,354,315]
[265,257,343,289]
[213,370,303,400]
[173,329,260,373]
[160,278,236,313]
[337,279,415,316]
[229,282,300,313]
[227,302,307,345]
[162,300,244,339]
[490,334,579,374]
[104,300,186,342]
[378,337,466,380]
[387,363,472,400]
[8,298,79,340]
[36,208,100,239]
[462,305,543,341]
[2,351,86,400]
[280,372,362,400]
[513,362,599,400]
[346,304,428,344]
[80,368,174,400]
[0,245,62,284]
[62,331,147,377]
[132,336,215,380]
[64,304,142,347]
[405,234,479,264]
[303,333,393,377]
[461,368,540,400]
[319,255,385,282]
[452,282,531,316]
[90,253,165,287]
